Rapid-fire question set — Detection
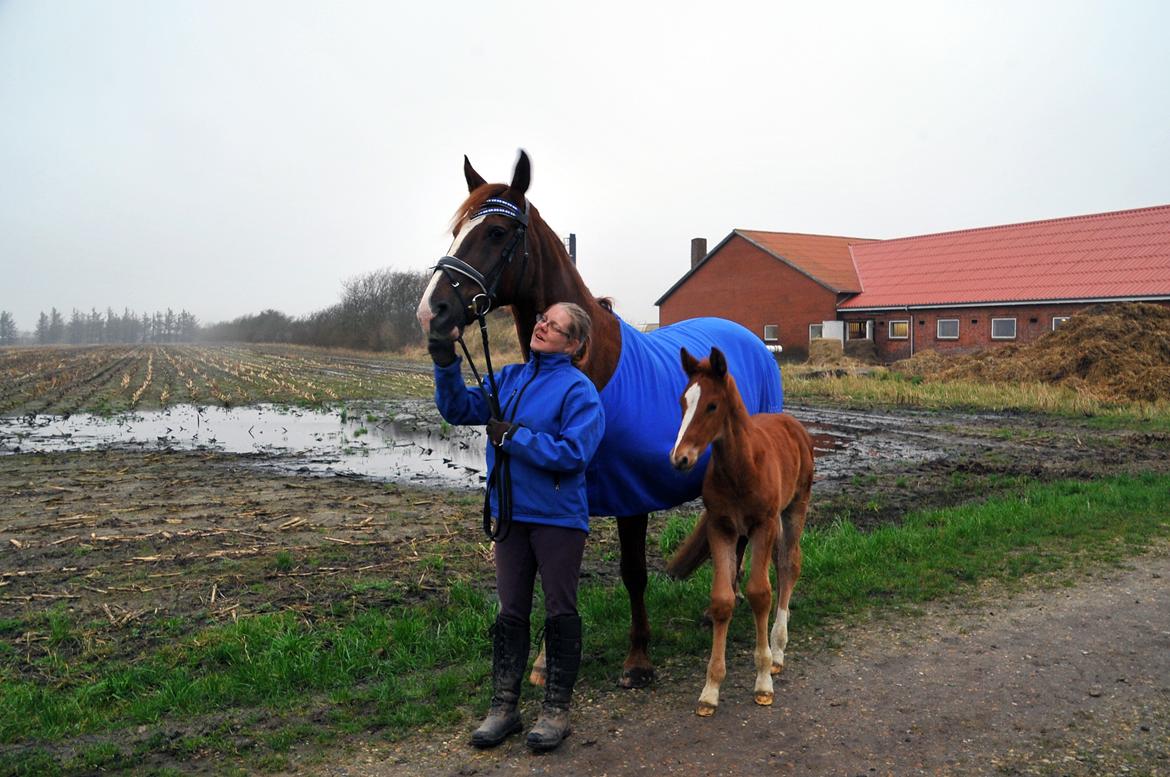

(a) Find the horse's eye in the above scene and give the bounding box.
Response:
[488,226,507,239]
[706,403,717,413]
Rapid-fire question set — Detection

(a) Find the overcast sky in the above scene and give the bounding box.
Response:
[2,1,1169,333]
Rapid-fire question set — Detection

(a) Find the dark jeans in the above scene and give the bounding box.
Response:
[494,521,587,622]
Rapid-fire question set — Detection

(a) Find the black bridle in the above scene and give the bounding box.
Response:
[431,196,530,541]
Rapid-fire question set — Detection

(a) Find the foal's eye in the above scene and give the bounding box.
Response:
[706,403,717,413]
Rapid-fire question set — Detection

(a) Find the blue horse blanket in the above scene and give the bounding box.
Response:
[585,316,784,517]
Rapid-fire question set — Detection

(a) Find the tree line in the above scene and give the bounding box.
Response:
[4,268,433,352]
[201,268,431,351]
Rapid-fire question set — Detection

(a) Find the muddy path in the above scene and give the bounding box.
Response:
[1,401,1169,774]
[341,548,1170,777]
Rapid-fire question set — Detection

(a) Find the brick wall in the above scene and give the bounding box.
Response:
[840,301,1170,362]
[658,235,839,360]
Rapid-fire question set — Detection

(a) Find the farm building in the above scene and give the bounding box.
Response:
[656,204,1170,362]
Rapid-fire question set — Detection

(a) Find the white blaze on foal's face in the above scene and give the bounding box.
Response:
[672,382,703,460]
[415,215,487,337]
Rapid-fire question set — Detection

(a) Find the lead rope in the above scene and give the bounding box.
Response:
[455,308,513,542]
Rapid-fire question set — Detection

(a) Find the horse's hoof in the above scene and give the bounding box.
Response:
[528,668,546,687]
[696,702,717,717]
[770,662,784,676]
[754,691,774,706]
[617,667,655,689]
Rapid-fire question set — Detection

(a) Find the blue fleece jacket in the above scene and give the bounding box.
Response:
[433,351,605,532]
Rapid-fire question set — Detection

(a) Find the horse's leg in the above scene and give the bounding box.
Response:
[529,643,547,687]
[617,513,654,688]
[698,527,737,716]
[745,524,777,706]
[771,496,808,675]
[701,529,746,628]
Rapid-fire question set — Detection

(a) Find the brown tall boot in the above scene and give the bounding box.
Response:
[526,614,581,752]
[470,614,529,748]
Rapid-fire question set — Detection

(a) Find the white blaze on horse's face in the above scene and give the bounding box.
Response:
[415,215,488,339]
[670,382,703,470]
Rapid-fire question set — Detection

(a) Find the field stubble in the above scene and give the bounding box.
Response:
[2,343,1170,774]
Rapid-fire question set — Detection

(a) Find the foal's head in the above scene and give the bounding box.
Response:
[415,151,533,344]
[670,347,734,472]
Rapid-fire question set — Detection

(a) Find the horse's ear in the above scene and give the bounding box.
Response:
[510,149,531,195]
[680,347,699,376]
[464,155,487,192]
[709,347,728,378]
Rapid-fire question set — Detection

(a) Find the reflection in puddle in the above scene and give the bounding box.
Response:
[0,405,487,488]
[0,405,934,491]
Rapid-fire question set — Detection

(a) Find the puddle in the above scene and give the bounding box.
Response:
[0,404,942,491]
[0,405,488,488]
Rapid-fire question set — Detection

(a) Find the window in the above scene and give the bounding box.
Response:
[937,319,959,340]
[809,323,824,340]
[991,318,1017,339]
[847,321,869,340]
[763,324,779,342]
[888,320,909,339]
[1052,316,1070,331]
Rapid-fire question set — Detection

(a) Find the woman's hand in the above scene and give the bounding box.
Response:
[427,338,457,367]
[487,418,518,446]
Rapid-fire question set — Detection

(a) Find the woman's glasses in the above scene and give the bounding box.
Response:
[535,312,572,339]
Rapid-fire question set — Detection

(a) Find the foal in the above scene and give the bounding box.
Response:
[668,347,814,716]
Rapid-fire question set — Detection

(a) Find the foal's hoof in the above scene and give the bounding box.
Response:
[617,667,655,689]
[696,702,717,717]
[770,662,784,677]
[754,691,774,706]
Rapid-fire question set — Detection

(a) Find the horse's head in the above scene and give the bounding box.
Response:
[670,346,733,472]
[416,151,533,344]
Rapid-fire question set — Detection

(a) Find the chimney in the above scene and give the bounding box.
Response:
[691,237,707,269]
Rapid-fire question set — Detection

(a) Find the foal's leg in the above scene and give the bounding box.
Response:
[529,644,547,687]
[771,497,808,675]
[745,525,777,705]
[617,513,655,688]
[698,529,737,716]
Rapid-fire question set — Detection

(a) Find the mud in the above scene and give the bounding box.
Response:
[349,548,1170,777]
[2,400,1169,774]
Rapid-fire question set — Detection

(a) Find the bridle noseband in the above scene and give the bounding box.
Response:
[434,197,530,320]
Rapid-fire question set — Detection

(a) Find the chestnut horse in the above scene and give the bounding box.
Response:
[667,347,813,716]
[416,151,784,688]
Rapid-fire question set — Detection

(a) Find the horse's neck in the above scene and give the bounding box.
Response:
[510,216,621,390]
[709,384,758,484]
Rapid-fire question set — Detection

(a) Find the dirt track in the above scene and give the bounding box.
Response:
[331,549,1170,777]
[3,401,1170,775]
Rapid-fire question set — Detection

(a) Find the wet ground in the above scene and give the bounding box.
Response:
[2,399,1169,774]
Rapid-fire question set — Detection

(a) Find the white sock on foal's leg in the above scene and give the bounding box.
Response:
[769,608,789,674]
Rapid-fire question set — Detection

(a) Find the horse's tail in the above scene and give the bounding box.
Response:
[665,512,711,579]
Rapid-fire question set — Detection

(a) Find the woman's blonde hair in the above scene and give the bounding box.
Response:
[551,302,592,362]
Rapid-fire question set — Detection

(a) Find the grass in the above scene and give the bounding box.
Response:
[784,366,1170,431]
[2,473,1168,774]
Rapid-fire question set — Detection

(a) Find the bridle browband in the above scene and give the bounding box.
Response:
[430,196,530,542]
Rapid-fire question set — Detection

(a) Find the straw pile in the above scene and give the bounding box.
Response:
[893,303,1170,402]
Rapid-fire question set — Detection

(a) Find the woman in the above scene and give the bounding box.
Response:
[429,302,605,752]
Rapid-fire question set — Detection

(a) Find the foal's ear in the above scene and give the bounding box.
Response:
[464,155,487,192]
[510,149,531,195]
[680,347,700,376]
[709,347,728,378]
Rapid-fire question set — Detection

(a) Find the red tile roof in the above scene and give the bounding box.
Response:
[655,229,872,306]
[737,230,873,293]
[840,205,1170,310]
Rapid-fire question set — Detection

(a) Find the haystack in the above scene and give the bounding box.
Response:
[897,303,1170,402]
